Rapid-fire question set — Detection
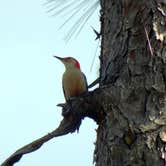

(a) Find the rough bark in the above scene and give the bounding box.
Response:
[1,0,166,166]
[94,0,166,165]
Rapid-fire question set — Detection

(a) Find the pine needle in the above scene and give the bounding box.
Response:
[144,25,154,56]
[90,39,100,72]
[45,0,100,40]
[64,0,99,41]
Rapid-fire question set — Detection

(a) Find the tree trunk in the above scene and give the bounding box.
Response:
[95,0,166,165]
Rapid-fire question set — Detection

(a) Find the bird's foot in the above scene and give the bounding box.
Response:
[62,100,73,116]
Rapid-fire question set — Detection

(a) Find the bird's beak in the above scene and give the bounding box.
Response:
[53,56,64,61]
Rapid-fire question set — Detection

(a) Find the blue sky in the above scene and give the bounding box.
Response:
[0,0,100,166]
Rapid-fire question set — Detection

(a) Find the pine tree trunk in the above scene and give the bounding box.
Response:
[94,0,166,165]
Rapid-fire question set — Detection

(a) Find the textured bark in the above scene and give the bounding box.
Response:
[95,0,166,165]
[1,1,166,166]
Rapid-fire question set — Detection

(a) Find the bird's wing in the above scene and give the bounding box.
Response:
[82,72,88,92]
[62,82,67,101]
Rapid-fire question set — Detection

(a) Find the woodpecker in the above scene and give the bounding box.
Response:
[54,56,88,101]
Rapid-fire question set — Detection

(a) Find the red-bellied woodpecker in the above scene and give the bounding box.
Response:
[54,56,88,101]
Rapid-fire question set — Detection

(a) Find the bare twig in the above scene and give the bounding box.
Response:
[88,78,99,88]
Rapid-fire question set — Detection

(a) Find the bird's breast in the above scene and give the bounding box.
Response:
[62,69,87,99]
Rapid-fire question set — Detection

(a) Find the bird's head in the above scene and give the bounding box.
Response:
[54,56,80,70]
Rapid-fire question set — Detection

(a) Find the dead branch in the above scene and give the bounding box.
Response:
[1,89,104,166]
